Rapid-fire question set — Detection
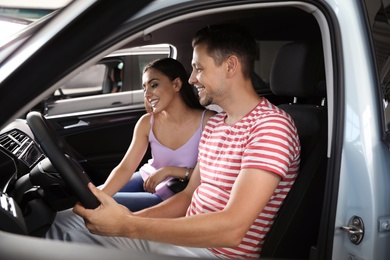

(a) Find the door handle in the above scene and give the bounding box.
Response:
[111,101,123,107]
[63,120,89,129]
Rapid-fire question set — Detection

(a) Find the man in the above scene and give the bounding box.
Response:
[46,24,300,259]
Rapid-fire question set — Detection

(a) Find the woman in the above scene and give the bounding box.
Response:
[100,58,215,211]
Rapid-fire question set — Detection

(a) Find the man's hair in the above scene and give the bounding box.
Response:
[192,24,257,79]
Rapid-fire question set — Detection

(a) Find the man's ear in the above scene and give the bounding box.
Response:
[226,55,239,75]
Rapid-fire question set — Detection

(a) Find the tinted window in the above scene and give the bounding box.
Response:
[364,0,390,130]
[55,64,107,96]
[43,44,171,116]
[53,44,170,99]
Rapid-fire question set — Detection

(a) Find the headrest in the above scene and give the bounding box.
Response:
[270,41,325,98]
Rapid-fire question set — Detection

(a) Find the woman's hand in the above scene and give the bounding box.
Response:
[144,166,192,193]
[143,167,171,193]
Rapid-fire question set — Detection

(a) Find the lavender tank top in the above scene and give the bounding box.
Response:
[139,110,206,200]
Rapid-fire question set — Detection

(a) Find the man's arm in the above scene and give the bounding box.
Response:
[74,167,281,248]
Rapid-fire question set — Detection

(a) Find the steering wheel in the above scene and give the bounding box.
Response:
[26,111,100,209]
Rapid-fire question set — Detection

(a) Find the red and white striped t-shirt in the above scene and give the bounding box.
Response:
[186,98,300,259]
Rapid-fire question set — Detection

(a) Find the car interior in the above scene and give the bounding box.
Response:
[0,2,332,259]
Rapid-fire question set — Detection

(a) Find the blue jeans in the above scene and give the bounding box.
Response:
[112,171,163,212]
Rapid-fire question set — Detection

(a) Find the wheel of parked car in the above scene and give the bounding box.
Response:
[26,111,100,209]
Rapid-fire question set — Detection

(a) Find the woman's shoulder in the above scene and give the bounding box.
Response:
[139,113,152,123]
[137,113,153,132]
[201,109,217,129]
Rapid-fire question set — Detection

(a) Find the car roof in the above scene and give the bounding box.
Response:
[119,4,321,72]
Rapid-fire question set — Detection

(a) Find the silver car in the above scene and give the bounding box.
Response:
[0,0,389,259]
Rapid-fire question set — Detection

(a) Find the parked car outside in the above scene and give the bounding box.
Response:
[0,0,390,259]
[44,44,171,116]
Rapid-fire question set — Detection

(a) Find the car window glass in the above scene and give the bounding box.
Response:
[43,44,171,116]
[364,0,390,130]
[54,64,107,96]
[54,44,170,98]
[126,53,171,91]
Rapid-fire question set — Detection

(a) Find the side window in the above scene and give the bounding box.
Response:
[54,45,170,98]
[364,1,390,130]
[124,53,172,91]
[54,64,108,97]
[44,44,171,116]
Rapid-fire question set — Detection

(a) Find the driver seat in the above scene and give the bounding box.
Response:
[261,41,328,258]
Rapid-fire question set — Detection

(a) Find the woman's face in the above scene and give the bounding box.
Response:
[142,68,179,113]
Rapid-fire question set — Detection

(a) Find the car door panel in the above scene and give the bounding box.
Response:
[45,92,143,116]
[46,106,150,185]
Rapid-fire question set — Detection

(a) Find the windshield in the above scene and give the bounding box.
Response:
[0,10,58,63]
[0,1,64,52]
[0,16,32,45]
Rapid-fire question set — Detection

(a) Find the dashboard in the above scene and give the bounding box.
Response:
[0,119,74,236]
[0,129,44,168]
[0,119,47,235]
[0,121,45,193]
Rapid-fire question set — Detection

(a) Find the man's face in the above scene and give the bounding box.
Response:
[189,44,225,107]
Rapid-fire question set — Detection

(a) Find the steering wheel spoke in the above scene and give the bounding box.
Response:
[26,111,100,209]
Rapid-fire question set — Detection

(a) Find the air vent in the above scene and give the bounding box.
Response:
[0,130,30,157]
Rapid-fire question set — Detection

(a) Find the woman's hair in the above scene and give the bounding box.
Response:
[143,57,204,112]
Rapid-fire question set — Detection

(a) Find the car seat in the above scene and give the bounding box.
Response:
[261,41,328,258]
